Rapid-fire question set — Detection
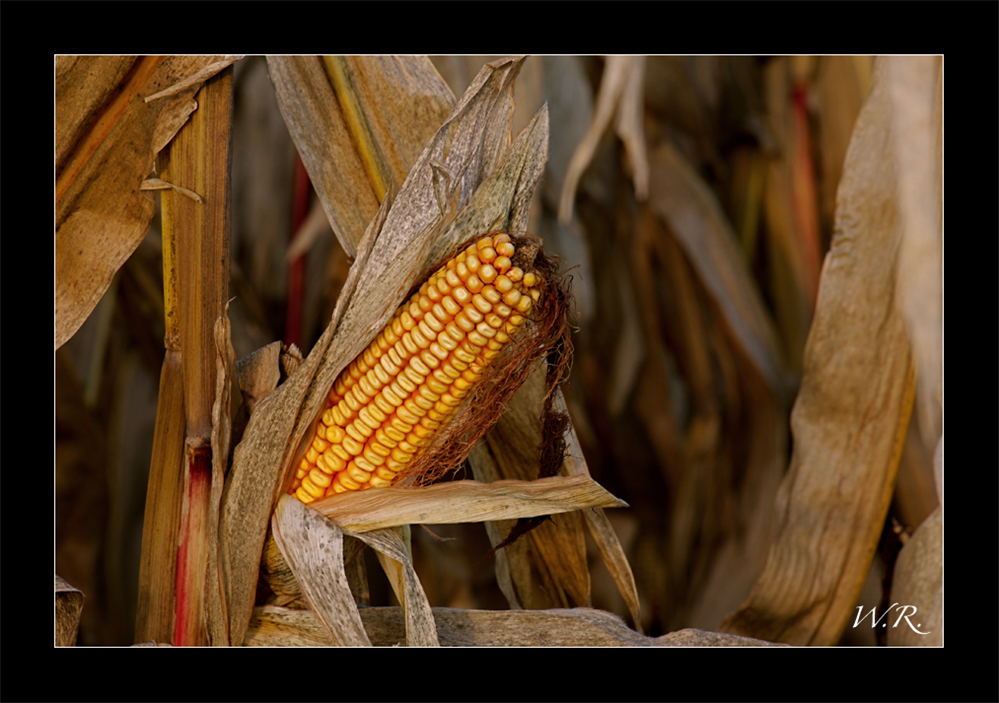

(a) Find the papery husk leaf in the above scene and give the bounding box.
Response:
[347,526,439,646]
[55,55,240,350]
[720,57,918,646]
[311,475,626,532]
[245,604,784,647]
[271,495,370,645]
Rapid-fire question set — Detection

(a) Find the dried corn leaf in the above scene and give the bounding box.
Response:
[469,367,587,611]
[555,389,643,631]
[721,56,919,646]
[206,308,237,645]
[761,57,823,372]
[55,55,240,350]
[56,576,84,647]
[647,141,787,397]
[245,604,783,647]
[221,56,546,646]
[885,56,942,453]
[558,56,649,223]
[267,56,455,257]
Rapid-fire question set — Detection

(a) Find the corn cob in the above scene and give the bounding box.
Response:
[289,233,542,503]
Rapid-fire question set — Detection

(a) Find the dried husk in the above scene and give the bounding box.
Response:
[720,56,926,645]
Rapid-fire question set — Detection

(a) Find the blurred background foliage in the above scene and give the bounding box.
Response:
[56,55,937,644]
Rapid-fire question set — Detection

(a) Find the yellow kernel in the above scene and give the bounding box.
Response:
[437,330,458,351]
[404,397,427,418]
[409,354,430,378]
[396,404,421,426]
[387,424,413,448]
[452,286,471,306]
[479,264,497,284]
[485,313,504,329]
[364,443,389,463]
[465,275,484,293]
[410,326,431,349]
[503,288,523,306]
[420,349,441,369]
[506,267,523,283]
[481,286,502,305]
[341,435,364,456]
[444,322,464,343]
[355,455,378,474]
[395,373,416,394]
[454,309,477,332]
[468,330,488,347]
[515,295,533,314]
[465,254,481,273]
[522,272,539,288]
[449,348,473,368]
[369,475,394,487]
[422,313,443,334]
[472,294,492,314]
[476,321,498,339]
[300,476,326,500]
[413,393,435,411]
[429,341,449,360]
[309,467,333,488]
[375,466,399,481]
[294,487,313,503]
[374,429,399,449]
[440,296,460,318]
[336,472,361,491]
[494,274,513,293]
[479,246,497,264]
[445,269,462,289]
[413,422,436,438]
[360,403,386,427]
[476,237,493,251]
[318,451,346,474]
[496,241,515,258]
